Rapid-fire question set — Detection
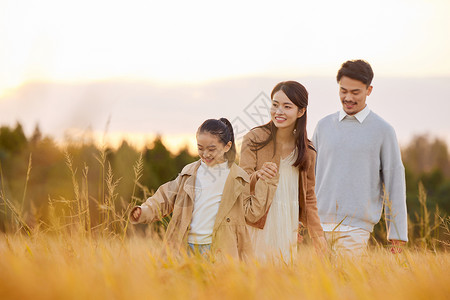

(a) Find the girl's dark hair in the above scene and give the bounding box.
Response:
[251,81,310,170]
[197,118,236,166]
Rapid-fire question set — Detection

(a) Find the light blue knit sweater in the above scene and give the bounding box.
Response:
[312,110,408,241]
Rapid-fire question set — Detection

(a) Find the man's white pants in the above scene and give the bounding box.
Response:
[325,228,370,256]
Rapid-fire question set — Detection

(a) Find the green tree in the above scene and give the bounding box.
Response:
[142,136,178,191]
[0,123,28,156]
[401,134,450,222]
[110,140,140,204]
[174,146,197,171]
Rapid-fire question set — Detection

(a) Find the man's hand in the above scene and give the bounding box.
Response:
[389,239,406,254]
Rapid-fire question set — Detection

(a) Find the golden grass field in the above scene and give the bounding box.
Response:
[1,153,449,300]
[0,231,449,300]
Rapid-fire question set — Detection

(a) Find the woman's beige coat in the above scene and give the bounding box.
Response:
[239,127,324,238]
[131,160,275,260]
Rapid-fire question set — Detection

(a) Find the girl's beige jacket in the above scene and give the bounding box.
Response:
[131,160,276,260]
[239,127,324,239]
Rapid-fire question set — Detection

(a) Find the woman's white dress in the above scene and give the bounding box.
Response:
[248,150,299,263]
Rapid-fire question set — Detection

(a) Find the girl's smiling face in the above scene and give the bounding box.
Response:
[196,132,231,167]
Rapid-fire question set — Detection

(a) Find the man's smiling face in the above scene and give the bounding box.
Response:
[339,76,372,115]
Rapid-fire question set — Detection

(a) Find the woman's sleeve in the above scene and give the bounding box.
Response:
[243,176,278,224]
[305,150,324,238]
[130,174,182,224]
[240,130,279,227]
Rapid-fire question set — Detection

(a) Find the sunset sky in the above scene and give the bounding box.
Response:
[1,0,450,152]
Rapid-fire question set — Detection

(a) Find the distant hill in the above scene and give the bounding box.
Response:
[1,76,449,147]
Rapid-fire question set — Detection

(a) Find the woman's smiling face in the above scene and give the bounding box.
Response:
[270,90,305,131]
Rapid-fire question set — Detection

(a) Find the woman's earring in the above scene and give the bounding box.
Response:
[293,128,297,135]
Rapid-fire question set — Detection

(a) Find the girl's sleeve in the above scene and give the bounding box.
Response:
[130,174,182,224]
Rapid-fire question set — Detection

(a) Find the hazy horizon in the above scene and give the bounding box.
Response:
[1,75,449,153]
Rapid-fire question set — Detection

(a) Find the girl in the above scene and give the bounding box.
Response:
[130,118,273,260]
[240,81,327,262]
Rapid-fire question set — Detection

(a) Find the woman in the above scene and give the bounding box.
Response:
[240,81,326,262]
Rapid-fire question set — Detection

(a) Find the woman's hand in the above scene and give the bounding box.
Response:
[256,162,278,181]
[132,207,142,222]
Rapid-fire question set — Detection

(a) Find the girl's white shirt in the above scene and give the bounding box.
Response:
[188,160,230,245]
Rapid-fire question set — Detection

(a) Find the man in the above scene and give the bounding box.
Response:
[312,59,407,255]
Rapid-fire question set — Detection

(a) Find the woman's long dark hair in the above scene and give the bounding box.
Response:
[197,118,236,167]
[251,81,311,170]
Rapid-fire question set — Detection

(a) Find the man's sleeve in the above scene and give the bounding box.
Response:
[381,126,408,242]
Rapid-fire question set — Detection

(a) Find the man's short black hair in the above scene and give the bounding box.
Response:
[337,59,374,87]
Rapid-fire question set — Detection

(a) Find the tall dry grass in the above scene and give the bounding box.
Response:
[0,233,449,300]
[0,148,449,300]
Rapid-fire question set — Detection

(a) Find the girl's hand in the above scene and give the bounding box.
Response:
[132,207,142,221]
[256,162,278,180]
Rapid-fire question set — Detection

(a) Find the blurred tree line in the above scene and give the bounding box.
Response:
[403,135,450,215]
[0,123,196,232]
[0,123,449,245]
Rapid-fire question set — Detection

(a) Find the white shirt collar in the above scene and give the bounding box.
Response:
[200,159,229,171]
[339,105,371,123]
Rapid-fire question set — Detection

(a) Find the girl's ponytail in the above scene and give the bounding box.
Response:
[219,118,236,165]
